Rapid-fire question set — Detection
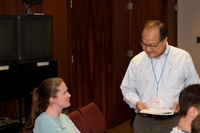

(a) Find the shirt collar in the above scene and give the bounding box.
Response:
[164,41,170,55]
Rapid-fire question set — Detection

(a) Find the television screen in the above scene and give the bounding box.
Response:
[15,15,54,63]
[0,15,15,65]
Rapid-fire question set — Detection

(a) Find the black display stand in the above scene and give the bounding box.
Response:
[0,60,58,132]
[0,64,22,100]
[19,60,58,120]
[0,63,23,133]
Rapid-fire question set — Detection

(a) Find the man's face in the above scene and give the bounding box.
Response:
[141,27,167,58]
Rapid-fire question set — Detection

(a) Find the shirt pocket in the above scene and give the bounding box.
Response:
[162,69,184,89]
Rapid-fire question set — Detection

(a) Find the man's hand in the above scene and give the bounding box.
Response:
[173,101,180,114]
[136,101,149,116]
[136,101,149,111]
[170,101,180,114]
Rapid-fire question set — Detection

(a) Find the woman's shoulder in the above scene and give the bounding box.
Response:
[36,112,58,122]
[60,113,71,120]
[37,112,50,119]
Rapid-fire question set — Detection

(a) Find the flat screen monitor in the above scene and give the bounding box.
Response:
[0,15,15,65]
[15,15,54,63]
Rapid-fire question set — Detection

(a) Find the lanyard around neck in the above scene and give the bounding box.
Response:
[151,48,170,97]
[177,124,190,133]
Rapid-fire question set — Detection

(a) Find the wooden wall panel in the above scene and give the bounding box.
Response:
[92,0,113,120]
[68,0,131,127]
[67,0,115,126]
[164,0,177,46]
[131,0,165,56]
[67,0,93,110]
[42,1,70,84]
[112,0,132,126]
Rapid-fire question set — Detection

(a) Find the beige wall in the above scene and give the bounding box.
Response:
[178,0,200,76]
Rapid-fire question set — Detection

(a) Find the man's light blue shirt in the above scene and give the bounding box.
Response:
[120,43,200,110]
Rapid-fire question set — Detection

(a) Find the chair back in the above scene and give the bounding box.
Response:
[68,110,91,133]
[79,102,107,133]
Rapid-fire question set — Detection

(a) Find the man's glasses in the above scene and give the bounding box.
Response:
[140,40,161,48]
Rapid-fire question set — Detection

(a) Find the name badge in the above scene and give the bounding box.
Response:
[150,97,164,108]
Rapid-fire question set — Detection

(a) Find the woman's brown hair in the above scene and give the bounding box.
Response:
[22,77,63,132]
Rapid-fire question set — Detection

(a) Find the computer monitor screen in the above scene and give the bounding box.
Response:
[15,15,54,63]
[0,15,15,65]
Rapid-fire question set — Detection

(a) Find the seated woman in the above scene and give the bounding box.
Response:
[22,77,80,133]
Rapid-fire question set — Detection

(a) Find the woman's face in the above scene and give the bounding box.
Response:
[54,82,71,109]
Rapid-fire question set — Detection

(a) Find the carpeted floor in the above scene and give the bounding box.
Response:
[106,120,133,133]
